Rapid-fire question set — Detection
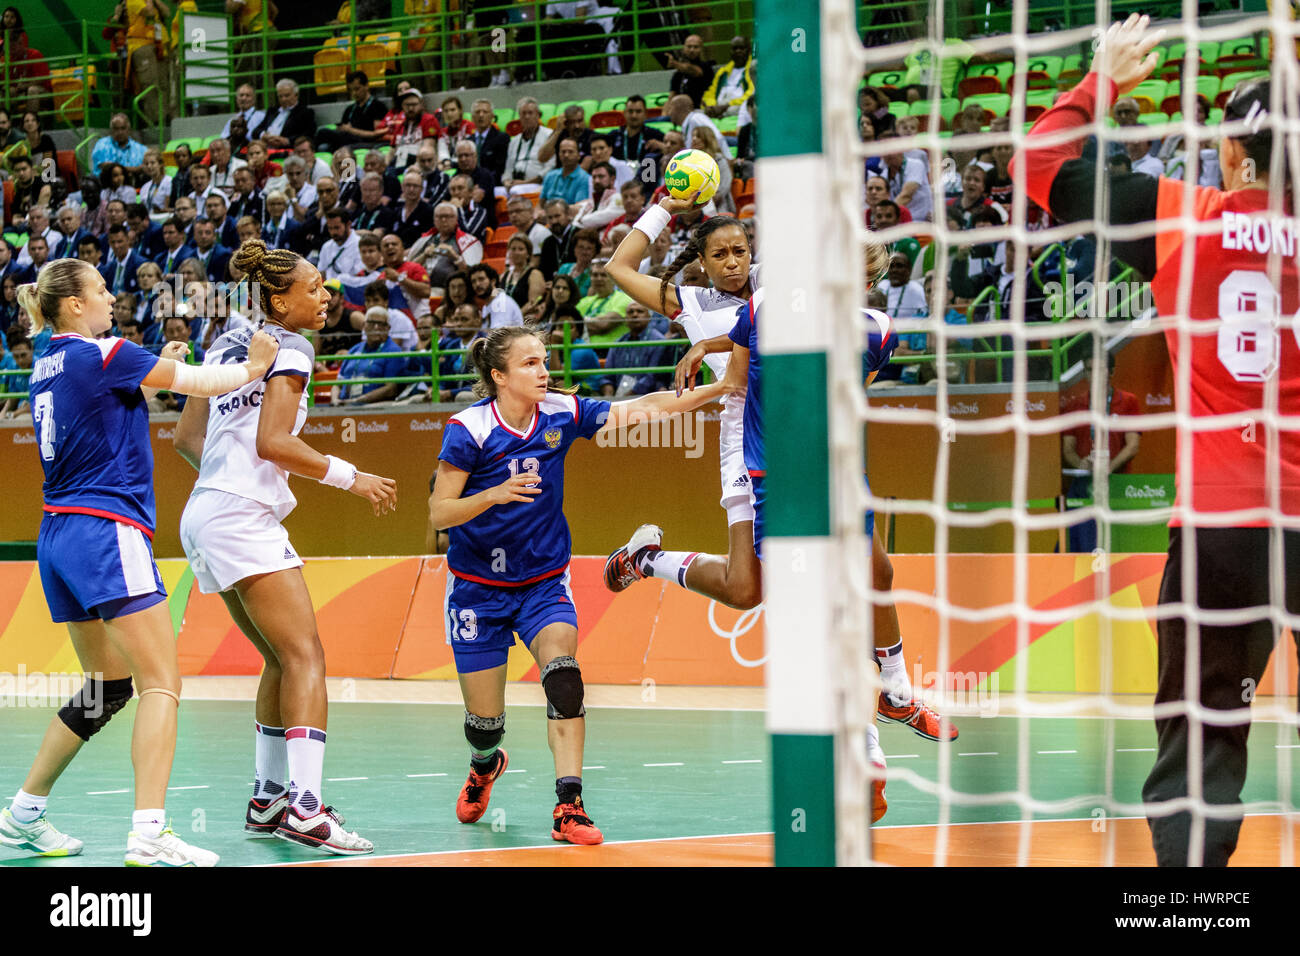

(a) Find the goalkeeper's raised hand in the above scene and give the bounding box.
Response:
[1093,13,1167,96]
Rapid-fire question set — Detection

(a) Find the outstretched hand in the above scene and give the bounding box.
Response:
[1093,13,1166,96]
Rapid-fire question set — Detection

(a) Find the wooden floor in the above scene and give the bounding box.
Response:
[278,815,1299,867]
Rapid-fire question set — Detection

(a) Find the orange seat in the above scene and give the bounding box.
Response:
[495,195,508,219]
[484,256,507,275]
[492,223,516,241]
[956,75,1001,99]
[484,240,510,257]
[428,295,443,314]
[589,109,623,130]
[1006,71,1052,96]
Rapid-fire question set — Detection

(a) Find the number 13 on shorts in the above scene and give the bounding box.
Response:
[446,607,478,642]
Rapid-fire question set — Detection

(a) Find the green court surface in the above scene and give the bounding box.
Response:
[2,702,1297,865]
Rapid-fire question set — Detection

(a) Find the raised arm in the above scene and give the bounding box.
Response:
[606,192,702,318]
[596,380,731,439]
[141,329,278,395]
[1010,14,1166,280]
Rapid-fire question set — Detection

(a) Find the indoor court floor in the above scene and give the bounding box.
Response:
[2,683,1296,866]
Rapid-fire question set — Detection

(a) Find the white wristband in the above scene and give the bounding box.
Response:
[632,204,672,243]
[320,454,358,490]
[169,360,253,397]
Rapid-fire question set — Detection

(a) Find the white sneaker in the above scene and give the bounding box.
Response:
[125,827,219,867]
[867,728,888,823]
[274,805,373,856]
[0,807,84,857]
[603,523,663,592]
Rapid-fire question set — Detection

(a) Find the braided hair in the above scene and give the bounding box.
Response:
[656,215,750,315]
[231,238,303,322]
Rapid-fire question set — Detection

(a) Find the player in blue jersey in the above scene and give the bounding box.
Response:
[0,257,279,866]
[174,240,397,855]
[429,324,733,844]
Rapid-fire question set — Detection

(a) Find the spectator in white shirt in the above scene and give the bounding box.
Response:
[665,94,724,159]
[221,83,266,141]
[470,262,524,330]
[1128,138,1165,178]
[881,133,933,222]
[877,251,928,319]
[137,149,173,212]
[206,138,247,197]
[317,208,363,280]
[571,161,624,230]
[281,155,318,221]
[293,136,332,184]
[503,97,554,195]
[506,195,552,266]
[187,163,217,207]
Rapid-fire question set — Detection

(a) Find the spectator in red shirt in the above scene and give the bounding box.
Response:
[1061,348,1141,552]
[389,88,442,168]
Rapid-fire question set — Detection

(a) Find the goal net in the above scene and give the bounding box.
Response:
[759,0,1300,866]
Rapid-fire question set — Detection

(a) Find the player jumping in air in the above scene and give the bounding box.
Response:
[606,203,957,741]
[174,241,397,855]
[1016,14,1300,865]
[428,325,734,844]
[0,259,278,866]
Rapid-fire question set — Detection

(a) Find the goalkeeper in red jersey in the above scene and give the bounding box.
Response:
[1014,14,1300,865]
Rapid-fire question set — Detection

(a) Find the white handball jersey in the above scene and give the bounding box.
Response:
[192,324,314,520]
[673,263,761,383]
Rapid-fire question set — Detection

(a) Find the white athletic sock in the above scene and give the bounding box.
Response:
[254,722,287,799]
[638,549,699,587]
[286,726,327,817]
[132,809,165,840]
[875,640,913,704]
[865,724,886,767]
[9,789,47,824]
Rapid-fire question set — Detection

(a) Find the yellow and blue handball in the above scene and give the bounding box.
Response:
[664,148,721,205]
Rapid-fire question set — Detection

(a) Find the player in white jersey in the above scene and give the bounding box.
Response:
[605,197,763,608]
[174,240,398,856]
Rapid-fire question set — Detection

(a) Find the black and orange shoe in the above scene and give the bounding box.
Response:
[870,762,888,823]
[552,797,603,845]
[877,695,959,742]
[603,524,663,592]
[456,749,508,824]
[244,794,288,836]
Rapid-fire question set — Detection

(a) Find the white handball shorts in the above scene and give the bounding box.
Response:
[179,487,304,594]
[718,399,755,522]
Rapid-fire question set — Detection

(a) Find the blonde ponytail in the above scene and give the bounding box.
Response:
[15,259,98,335]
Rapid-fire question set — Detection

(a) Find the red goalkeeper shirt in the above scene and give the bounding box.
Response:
[1014,72,1300,525]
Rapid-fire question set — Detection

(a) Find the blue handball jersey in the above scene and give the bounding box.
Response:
[439,392,611,586]
[726,296,898,476]
[29,334,161,536]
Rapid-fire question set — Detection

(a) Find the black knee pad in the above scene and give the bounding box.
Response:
[541,656,585,720]
[464,711,505,752]
[58,677,133,742]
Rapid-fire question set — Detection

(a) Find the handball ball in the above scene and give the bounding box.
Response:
[664,148,720,205]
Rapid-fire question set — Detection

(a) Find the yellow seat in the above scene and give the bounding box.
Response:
[314,46,350,96]
[363,32,401,68]
[50,65,96,123]
[354,42,391,85]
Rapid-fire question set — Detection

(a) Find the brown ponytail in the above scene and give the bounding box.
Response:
[470,324,577,399]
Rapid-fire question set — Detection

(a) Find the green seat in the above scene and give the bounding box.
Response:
[1137,112,1169,126]
[888,100,909,118]
[1217,36,1258,59]
[1220,70,1269,94]
[598,96,627,112]
[492,107,516,128]
[536,103,558,124]
[1209,108,1224,124]
[909,98,961,125]
[554,98,599,119]
[1025,55,1063,80]
[1166,39,1220,64]
[867,69,907,88]
[1196,75,1221,101]
[1131,79,1167,104]
[961,92,1010,116]
[964,61,1013,85]
[646,92,672,108]
[1025,90,1056,110]
[1061,53,1085,78]
[164,136,203,154]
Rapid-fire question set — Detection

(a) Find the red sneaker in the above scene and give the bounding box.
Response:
[877,696,959,742]
[870,761,888,823]
[603,524,663,592]
[552,797,603,845]
[455,749,508,824]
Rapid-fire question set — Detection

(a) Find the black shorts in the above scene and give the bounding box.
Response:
[1159,526,1300,625]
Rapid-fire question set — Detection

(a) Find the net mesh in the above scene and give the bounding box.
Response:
[835,0,1300,865]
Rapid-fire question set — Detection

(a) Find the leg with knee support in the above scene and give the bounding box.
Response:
[58,677,134,741]
[541,656,585,720]
[464,711,505,755]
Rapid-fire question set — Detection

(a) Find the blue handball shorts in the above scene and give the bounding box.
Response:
[37,512,167,623]
[444,570,578,673]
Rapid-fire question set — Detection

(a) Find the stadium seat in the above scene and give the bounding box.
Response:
[964,61,1014,86]
[50,65,95,123]
[314,46,350,97]
[1166,39,1220,65]
[645,92,671,108]
[1219,69,1268,94]
[1025,55,1063,80]
[1217,36,1262,59]
[867,69,906,88]
[887,100,909,118]
[492,107,516,129]
[956,75,1001,99]
[960,93,1010,116]
[1137,111,1169,127]
[505,119,522,136]
[1024,105,1046,122]
[494,196,508,219]
[1131,95,1157,114]
[598,96,627,112]
[484,240,509,258]
[645,106,663,119]
[1006,71,1052,96]
[1156,57,1211,81]
[555,99,599,119]
[1130,79,1167,105]
[1214,53,1265,77]
[363,32,401,68]
[492,224,516,241]
[536,103,558,124]
[908,99,961,127]
[354,42,392,86]
[484,256,507,275]
[1060,53,1085,82]
[55,151,77,186]
[1025,90,1056,111]
[2,182,11,217]
[589,109,622,131]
